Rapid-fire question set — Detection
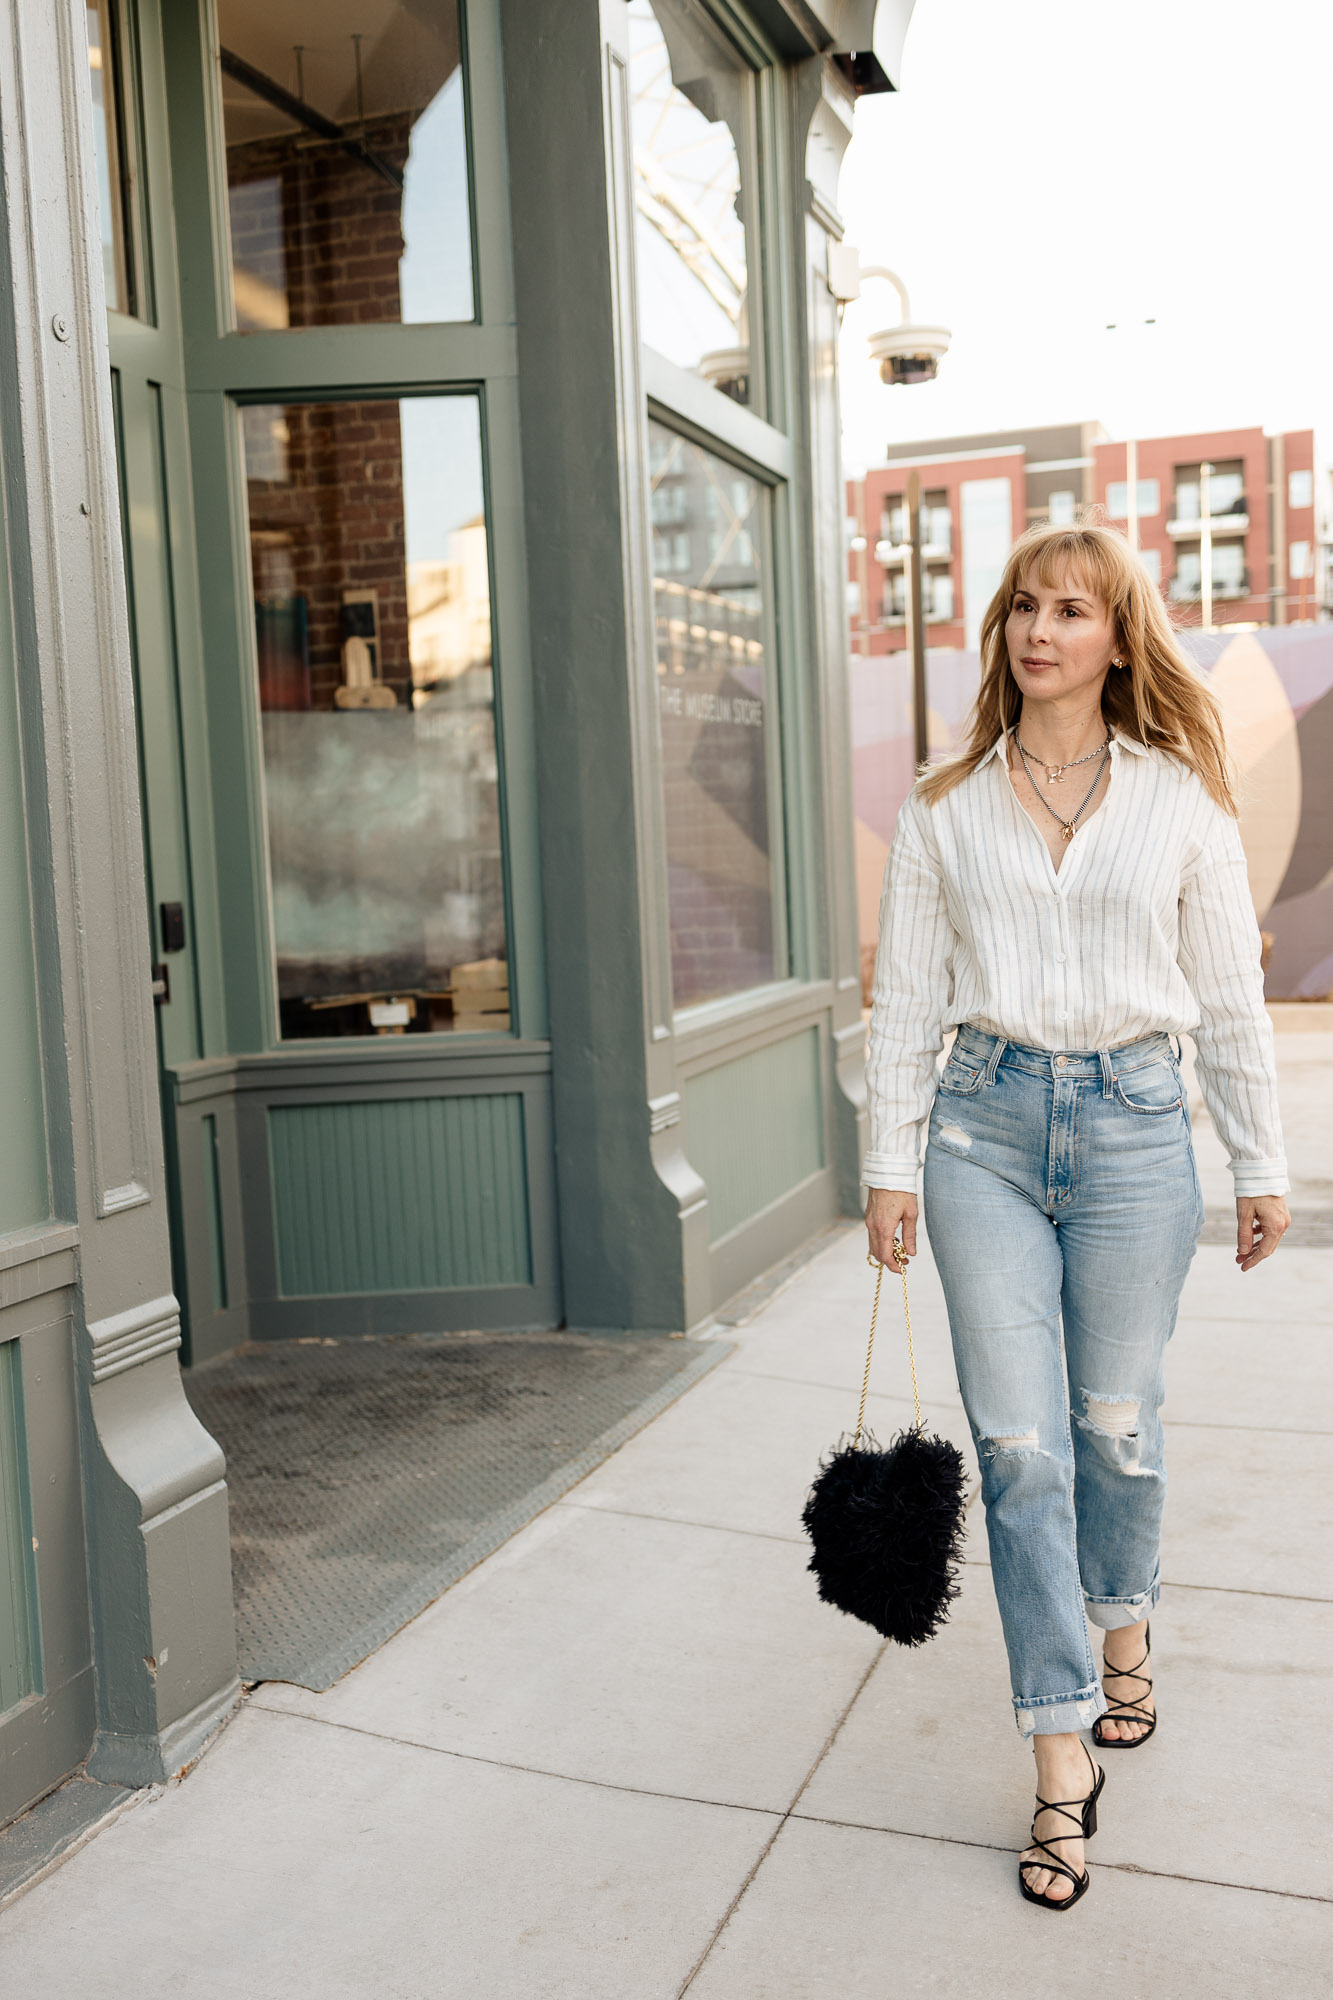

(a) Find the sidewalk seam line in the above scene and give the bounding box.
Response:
[957,1556,1333,1607]
[785,1810,1333,1905]
[673,1642,890,1998]
[556,1499,806,1545]
[246,1702,790,1818]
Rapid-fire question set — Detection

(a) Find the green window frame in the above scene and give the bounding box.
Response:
[160,0,546,1056]
[633,0,812,1028]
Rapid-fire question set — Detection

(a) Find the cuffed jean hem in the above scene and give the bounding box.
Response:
[1083,1577,1160,1631]
[1013,1683,1108,1740]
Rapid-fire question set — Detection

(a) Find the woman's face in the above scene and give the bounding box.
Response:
[1005,566,1119,707]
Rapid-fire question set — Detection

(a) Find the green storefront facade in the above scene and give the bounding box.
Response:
[0,0,907,1829]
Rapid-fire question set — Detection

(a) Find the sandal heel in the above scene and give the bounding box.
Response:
[1083,1797,1098,1838]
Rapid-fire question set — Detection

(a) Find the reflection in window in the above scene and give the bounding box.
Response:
[218,0,473,331]
[1106,478,1160,519]
[85,0,134,314]
[649,423,781,1007]
[628,1,751,403]
[241,395,507,1038]
[1173,462,1245,522]
[1170,542,1247,603]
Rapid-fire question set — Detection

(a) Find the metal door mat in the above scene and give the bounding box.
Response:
[183,1330,731,1692]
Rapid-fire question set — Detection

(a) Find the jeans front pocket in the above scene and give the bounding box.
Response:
[938,1053,987,1096]
[1113,1058,1183,1115]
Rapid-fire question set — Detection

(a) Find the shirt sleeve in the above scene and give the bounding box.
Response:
[1177,805,1288,1197]
[862,791,954,1193]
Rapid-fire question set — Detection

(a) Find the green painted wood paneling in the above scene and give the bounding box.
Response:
[0,1341,40,1716]
[685,1029,823,1243]
[0,491,49,1234]
[268,1095,532,1295]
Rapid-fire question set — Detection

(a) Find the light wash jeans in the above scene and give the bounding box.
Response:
[923,1024,1204,1738]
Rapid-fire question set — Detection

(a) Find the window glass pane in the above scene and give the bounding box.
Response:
[650,422,781,1007]
[85,0,133,314]
[1048,490,1076,526]
[218,1,473,331]
[1289,469,1313,510]
[628,1,753,405]
[242,395,507,1038]
[1106,478,1160,519]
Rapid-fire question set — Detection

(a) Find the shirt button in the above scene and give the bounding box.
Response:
[1054,952,1066,963]
[1057,1012,1068,1023]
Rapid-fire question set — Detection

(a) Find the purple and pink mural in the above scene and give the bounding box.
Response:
[851,626,1333,1001]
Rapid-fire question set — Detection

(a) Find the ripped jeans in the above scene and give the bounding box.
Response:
[923,1024,1204,1738]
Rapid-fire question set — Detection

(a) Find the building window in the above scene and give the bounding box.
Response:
[1048,490,1076,526]
[241,394,508,1039]
[218,0,474,331]
[648,422,782,1008]
[1105,478,1160,520]
[1137,546,1162,584]
[921,491,951,553]
[1174,462,1245,522]
[627,1,755,407]
[1289,469,1314,510]
[846,580,861,620]
[926,570,954,622]
[85,0,137,315]
[1171,542,1247,602]
[1290,541,1314,580]
[882,497,908,546]
[884,570,907,622]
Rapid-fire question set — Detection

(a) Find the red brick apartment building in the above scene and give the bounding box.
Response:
[847,422,1327,654]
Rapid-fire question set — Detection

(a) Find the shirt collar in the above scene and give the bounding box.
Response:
[988,728,1147,765]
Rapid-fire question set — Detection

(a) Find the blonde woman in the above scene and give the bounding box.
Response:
[863,523,1289,1911]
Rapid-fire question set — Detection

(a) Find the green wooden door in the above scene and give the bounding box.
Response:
[94,0,227,1356]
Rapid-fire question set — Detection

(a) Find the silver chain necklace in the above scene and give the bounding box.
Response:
[1015,732,1110,785]
[1015,736,1110,843]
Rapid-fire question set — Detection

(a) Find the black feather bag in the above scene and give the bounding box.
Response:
[802,1246,967,1646]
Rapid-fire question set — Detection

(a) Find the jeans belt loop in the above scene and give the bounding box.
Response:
[983,1036,1007,1086]
[1098,1047,1115,1100]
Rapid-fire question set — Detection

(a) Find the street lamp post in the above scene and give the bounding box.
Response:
[905,471,928,771]
[1199,459,1214,630]
[847,264,951,770]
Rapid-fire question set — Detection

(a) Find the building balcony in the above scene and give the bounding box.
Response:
[874,540,952,565]
[1166,511,1249,539]
[1168,578,1251,605]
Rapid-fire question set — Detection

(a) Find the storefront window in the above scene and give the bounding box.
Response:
[85,0,134,314]
[650,422,781,1007]
[241,394,507,1038]
[627,0,753,404]
[218,0,473,331]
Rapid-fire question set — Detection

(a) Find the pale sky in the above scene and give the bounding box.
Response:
[837,0,1333,482]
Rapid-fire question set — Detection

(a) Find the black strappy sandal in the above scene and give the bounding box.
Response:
[1018,1743,1105,1912]
[1092,1623,1157,1749]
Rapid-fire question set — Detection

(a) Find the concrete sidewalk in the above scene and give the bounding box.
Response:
[2,1037,1330,1996]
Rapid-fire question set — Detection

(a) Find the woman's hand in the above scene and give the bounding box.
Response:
[865,1185,918,1266]
[1236,1195,1290,1271]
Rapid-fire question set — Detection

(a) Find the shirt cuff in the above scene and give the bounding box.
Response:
[1230,1157,1290,1198]
[860,1151,921,1194]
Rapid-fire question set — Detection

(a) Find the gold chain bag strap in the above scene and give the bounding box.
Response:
[800,1237,967,1646]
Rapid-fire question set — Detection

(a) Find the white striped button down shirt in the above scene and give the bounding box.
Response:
[864,732,1288,1197]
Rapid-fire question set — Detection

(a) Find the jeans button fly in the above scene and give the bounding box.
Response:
[1056,1055,1068,1068]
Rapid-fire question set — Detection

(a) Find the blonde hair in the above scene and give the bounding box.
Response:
[918,522,1236,814]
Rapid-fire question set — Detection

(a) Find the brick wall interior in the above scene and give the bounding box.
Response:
[246,398,410,713]
[227,112,416,330]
